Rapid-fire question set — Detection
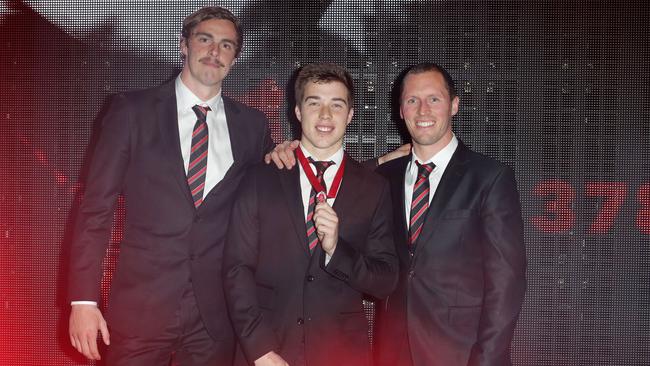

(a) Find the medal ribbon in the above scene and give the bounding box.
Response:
[296,146,346,199]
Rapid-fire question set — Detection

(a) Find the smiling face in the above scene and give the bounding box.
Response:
[400,70,459,160]
[179,18,238,99]
[295,80,353,160]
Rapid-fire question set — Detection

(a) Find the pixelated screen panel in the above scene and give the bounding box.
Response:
[1,1,648,365]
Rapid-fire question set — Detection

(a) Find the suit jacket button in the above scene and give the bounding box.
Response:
[307,275,315,282]
[408,270,415,278]
[189,255,196,261]
[297,317,304,325]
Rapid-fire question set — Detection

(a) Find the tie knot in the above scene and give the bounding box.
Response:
[308,158,334,177]
[416,161,435,178]
[192,105,211,121]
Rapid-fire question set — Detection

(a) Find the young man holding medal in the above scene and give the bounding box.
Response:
[223,63,398,366]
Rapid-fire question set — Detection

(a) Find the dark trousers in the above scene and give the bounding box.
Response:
[105,286,234,366]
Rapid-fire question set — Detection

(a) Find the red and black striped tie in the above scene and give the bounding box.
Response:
[409,161,435,247]
[306,159,334,253]
[188,105,210,208]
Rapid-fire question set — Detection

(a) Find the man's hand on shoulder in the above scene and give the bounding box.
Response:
[377,143,411,165]
[264,140,300,169]
[254,350,289,366]
[69,304,110,360]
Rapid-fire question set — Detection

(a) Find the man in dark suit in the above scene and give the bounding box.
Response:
[67,7,273,365]
[373,63,527,366]
[223,63,398,366]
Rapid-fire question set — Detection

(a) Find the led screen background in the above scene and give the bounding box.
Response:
[0,0,648,365]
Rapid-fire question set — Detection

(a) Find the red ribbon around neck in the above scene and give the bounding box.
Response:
[296,146,346,201]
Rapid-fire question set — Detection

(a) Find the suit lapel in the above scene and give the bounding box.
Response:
[279,166,312,259]
[391,156,410,242]
[414,143,468,254]
[156,81,195,208]
[388,156,411,265]
[201,96,243,204]
[222,96,244,169]
[331,154,363,222]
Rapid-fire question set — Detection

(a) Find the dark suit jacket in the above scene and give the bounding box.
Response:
[374,141,526,366]
[223,156,398,366]
[68,80,273,343]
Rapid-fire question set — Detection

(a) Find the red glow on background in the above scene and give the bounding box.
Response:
[55,172,68,184]
[236,78,285,143]
[35,149,48,164]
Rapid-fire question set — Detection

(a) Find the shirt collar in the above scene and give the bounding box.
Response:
[410,134,459,170]
[299,143,344,167]
[175,75,221,112]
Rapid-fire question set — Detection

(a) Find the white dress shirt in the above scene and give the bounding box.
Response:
[176,76,233,199]
[72,77,234,306]
[404,135,458,228]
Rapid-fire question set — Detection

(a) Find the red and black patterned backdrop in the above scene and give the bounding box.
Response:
[1,0,648,365]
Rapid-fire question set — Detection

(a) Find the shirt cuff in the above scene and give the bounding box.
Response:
[71,301,98,306]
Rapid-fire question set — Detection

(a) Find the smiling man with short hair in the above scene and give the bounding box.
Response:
[374,63,526,366]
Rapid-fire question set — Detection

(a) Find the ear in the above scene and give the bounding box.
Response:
[346,108,354,126]
[179,37,188,59]
[294,105,302,123]
[451,96,460,116]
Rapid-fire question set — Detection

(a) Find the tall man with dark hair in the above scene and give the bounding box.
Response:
[266,62,526,366]
[223,63,398,366]
[68,6,273,365]
[373,63,526,366]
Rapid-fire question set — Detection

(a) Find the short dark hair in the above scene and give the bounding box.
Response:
[398,62,457,100]
[294,63,355,107]
[181,6,243,57]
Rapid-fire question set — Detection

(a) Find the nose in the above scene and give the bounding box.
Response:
[208,43,220,56]
[417,101,431,115]
[319,105,332,119]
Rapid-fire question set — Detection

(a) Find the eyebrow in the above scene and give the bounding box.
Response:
[304,95,348,105]
[192,32,238,47]
[193,32,213,39]
[403,92,444,99]
[221,39,237,47]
